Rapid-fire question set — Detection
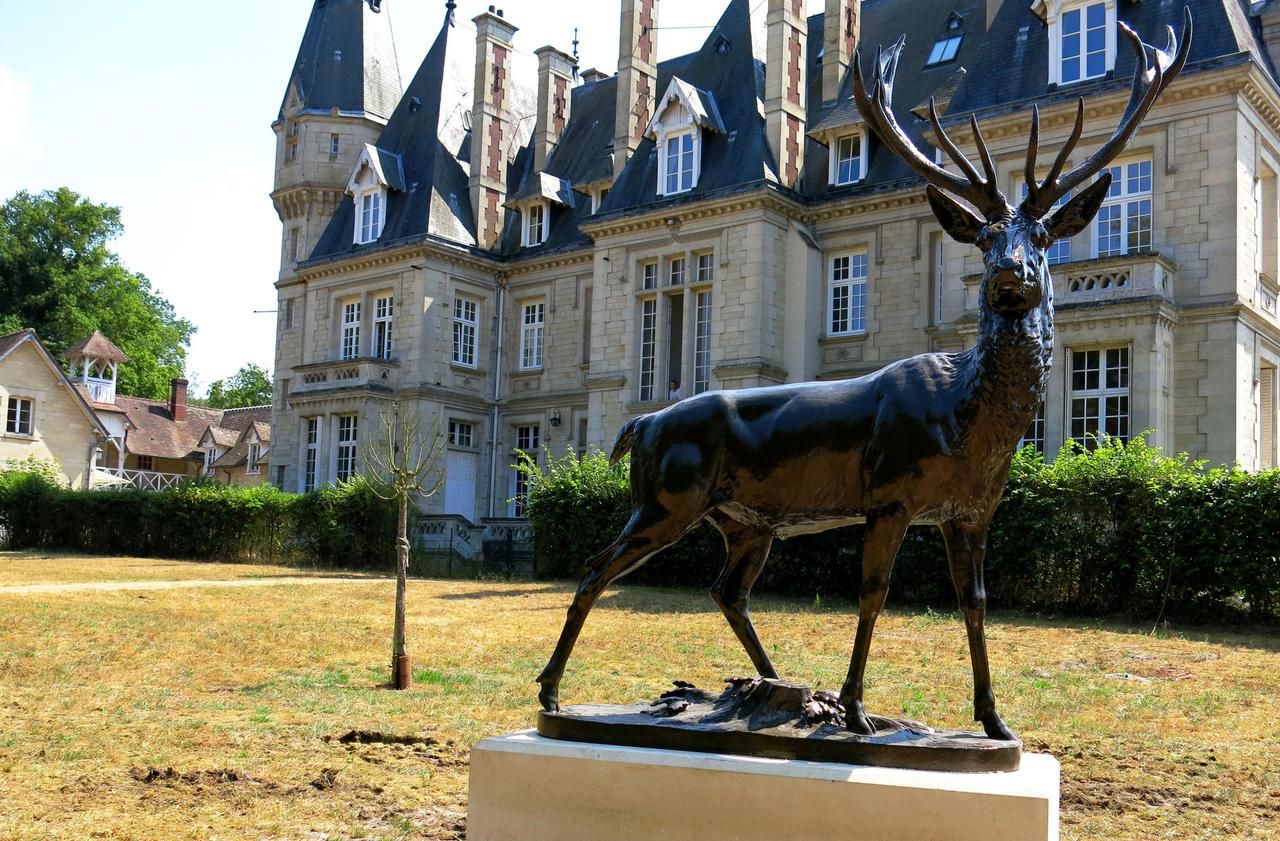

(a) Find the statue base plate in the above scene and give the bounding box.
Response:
[537,679,1020,772]
[468,731,1060,841]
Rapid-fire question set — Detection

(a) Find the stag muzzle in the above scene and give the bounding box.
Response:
[988,258,1041,315]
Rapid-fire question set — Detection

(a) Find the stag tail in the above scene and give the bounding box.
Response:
[609,416,646,464]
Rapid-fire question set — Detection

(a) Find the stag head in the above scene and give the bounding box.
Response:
[854,10,1191,317]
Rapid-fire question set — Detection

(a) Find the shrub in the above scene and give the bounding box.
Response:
[523,436,1280,623]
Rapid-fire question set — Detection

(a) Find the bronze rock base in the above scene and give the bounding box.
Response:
[538,678,1021,773]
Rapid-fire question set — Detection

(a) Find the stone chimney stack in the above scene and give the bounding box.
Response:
[823,0,860,105]
[765,0,808,188]
[614,0,659,180]
[470,7,519,251]
[169,378,189,423]
[1262,3,1280,83]
[534,46,577,171]
[580,68,609,84]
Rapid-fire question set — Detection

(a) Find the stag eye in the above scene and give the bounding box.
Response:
[976,228,995,250]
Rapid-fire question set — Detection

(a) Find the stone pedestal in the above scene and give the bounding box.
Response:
[468,730,1059,841]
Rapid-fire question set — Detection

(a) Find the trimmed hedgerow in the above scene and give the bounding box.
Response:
[523,438,1280,623]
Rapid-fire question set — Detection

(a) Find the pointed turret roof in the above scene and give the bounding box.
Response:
[280,0,402,121]
[62,330,129,364]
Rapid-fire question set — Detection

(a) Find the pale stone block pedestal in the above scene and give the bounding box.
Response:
[468,731,1059,841]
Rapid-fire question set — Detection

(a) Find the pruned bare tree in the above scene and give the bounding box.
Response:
[365,400,446,690]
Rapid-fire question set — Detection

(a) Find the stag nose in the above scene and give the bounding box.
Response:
[995,256,1023,276]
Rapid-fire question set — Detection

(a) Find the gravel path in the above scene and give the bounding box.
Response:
[0,576,386,595]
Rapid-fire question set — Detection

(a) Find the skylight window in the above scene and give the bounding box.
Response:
[927,35,963,66]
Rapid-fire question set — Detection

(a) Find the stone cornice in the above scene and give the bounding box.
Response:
[504,249,594,277]
[297,240,501,283]
[581,189,807,239]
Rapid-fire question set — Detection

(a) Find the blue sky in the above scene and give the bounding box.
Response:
[0,0,813,392]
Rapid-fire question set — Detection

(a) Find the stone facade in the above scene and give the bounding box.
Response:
[270,0,1280,529]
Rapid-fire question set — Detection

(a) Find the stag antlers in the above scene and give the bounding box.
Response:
[853,8,1193,222]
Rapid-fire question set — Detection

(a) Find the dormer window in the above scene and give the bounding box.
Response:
[926,14,964,66]
[523,202,549,247]
[645,77,726,198]
[831,131,868,186]
[1039,0,1115,86]
[346,144,403,246]
[357,191,384,244]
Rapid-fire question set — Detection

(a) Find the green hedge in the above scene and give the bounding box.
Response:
[0,470,398,568]
[523,438,1280,623]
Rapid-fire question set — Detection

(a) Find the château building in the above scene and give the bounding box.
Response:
[270,0,1280,529]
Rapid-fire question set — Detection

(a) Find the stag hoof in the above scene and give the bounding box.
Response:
[538,682,561,713]
[980,711,1016,741]
[845,702,876,735]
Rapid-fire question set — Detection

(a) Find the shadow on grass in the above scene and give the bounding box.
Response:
[436,587,554,600]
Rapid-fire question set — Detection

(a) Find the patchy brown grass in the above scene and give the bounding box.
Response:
[0,551,351,586]
[0,553,1277,840]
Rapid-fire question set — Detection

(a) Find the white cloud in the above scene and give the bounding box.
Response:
[0,65,31,153]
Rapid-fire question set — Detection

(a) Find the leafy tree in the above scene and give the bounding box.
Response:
[0,188,195,399]
[201,363,273,409]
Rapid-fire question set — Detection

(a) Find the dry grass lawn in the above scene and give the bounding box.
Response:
[0,552,1277,840]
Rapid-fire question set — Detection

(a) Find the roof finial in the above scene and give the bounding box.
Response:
[572,27,580,78]
[446,0,457,26]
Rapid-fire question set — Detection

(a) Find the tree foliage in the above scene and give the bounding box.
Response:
[0,188,195,399]
[201,363,273,409]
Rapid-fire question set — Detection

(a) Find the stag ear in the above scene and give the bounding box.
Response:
[1046,174,1113,240]
[927,185,986,244]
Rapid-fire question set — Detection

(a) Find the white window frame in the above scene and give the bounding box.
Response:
[353,187,385,245]
[5,396,34,436]
[668,257,686,287]
[1044,0,1115,87]
[829,129,869,186]
[335,415,359,482]
[511,424,541,517]
[641,261,658,291]
[522,202,549,247]
[828,251,869,336]
[694,289,713,395]
[303,417,319,492]
[452,296,479,368]
[696,253,715,284]
[246,442,261,475]
[373,294,394,361]
[1094,156,1152,258]
[519,301,545,370]
[639,297,658,401]
[658,128,699,196]
[329,133,340,156]
[340,300,361,361]
[592,187,610,214]
[448,419,476,448]
[1020,402,1046,453]
[1069,346,1130,446]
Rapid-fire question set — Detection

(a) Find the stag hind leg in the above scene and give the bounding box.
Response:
[536,503,696,712]
[839,507,911,734]
[707,513,779,681]
[941,520,1016,741]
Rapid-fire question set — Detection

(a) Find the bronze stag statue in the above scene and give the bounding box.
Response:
[538,11,1191,741]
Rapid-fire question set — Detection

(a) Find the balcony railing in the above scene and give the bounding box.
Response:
[84,377,116,404]
[93,467,189,491]
[290,357,399,395]
[963,252,1177,311]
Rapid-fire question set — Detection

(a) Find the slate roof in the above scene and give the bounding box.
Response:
[61,330,129,364]
[308,7,536,263]
[280,0,402,121]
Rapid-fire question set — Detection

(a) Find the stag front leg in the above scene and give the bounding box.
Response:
[707,514,779,680]
[839,508,911,735]
[941,520,1016,741]
[536,505,689,712]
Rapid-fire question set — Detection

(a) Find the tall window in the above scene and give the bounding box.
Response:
[1096,158,1152,258]
[452,297,478,367]
[1060,2,1107,84]
[335,415,358,482]
[329,133,340,156]
[1261,364,1277,470]
[641,262,658,291]
[340,301,361,360]
[639,298,658,401]
[448,420,475,448]
[523,203,548,247]
[357,190,384,244]
[696,253,714,283]
[303,418,318,492]
[833,134,866,185]
[1021,402,1046,453]
[246,443,261,475]
[1020,183,1072,264]
[512,424,540,517]
[520,301,545,369]
[1070,347,1129,446]
[694,290,713,394]
[829,252,869,335]
[662,131,696,195]
[5,397,33,436]
[373,295,394,360]
[289,228,300,263]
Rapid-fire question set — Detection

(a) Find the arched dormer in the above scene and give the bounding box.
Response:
[346,144,404,245]
[644,77,726,197]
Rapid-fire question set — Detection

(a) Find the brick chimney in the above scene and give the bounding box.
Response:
[169,378,188,422]
[470,7,519,251]
[1262,3,1280,83]
[823,0,860,105]
[766,0,807,188]
[614,0,658,180]
[534,45,577,170]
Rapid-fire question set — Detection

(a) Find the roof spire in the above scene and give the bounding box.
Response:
[572,27,580,78]
[446,0,457,26]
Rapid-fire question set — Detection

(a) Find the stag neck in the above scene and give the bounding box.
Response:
[968,281,1055,413]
